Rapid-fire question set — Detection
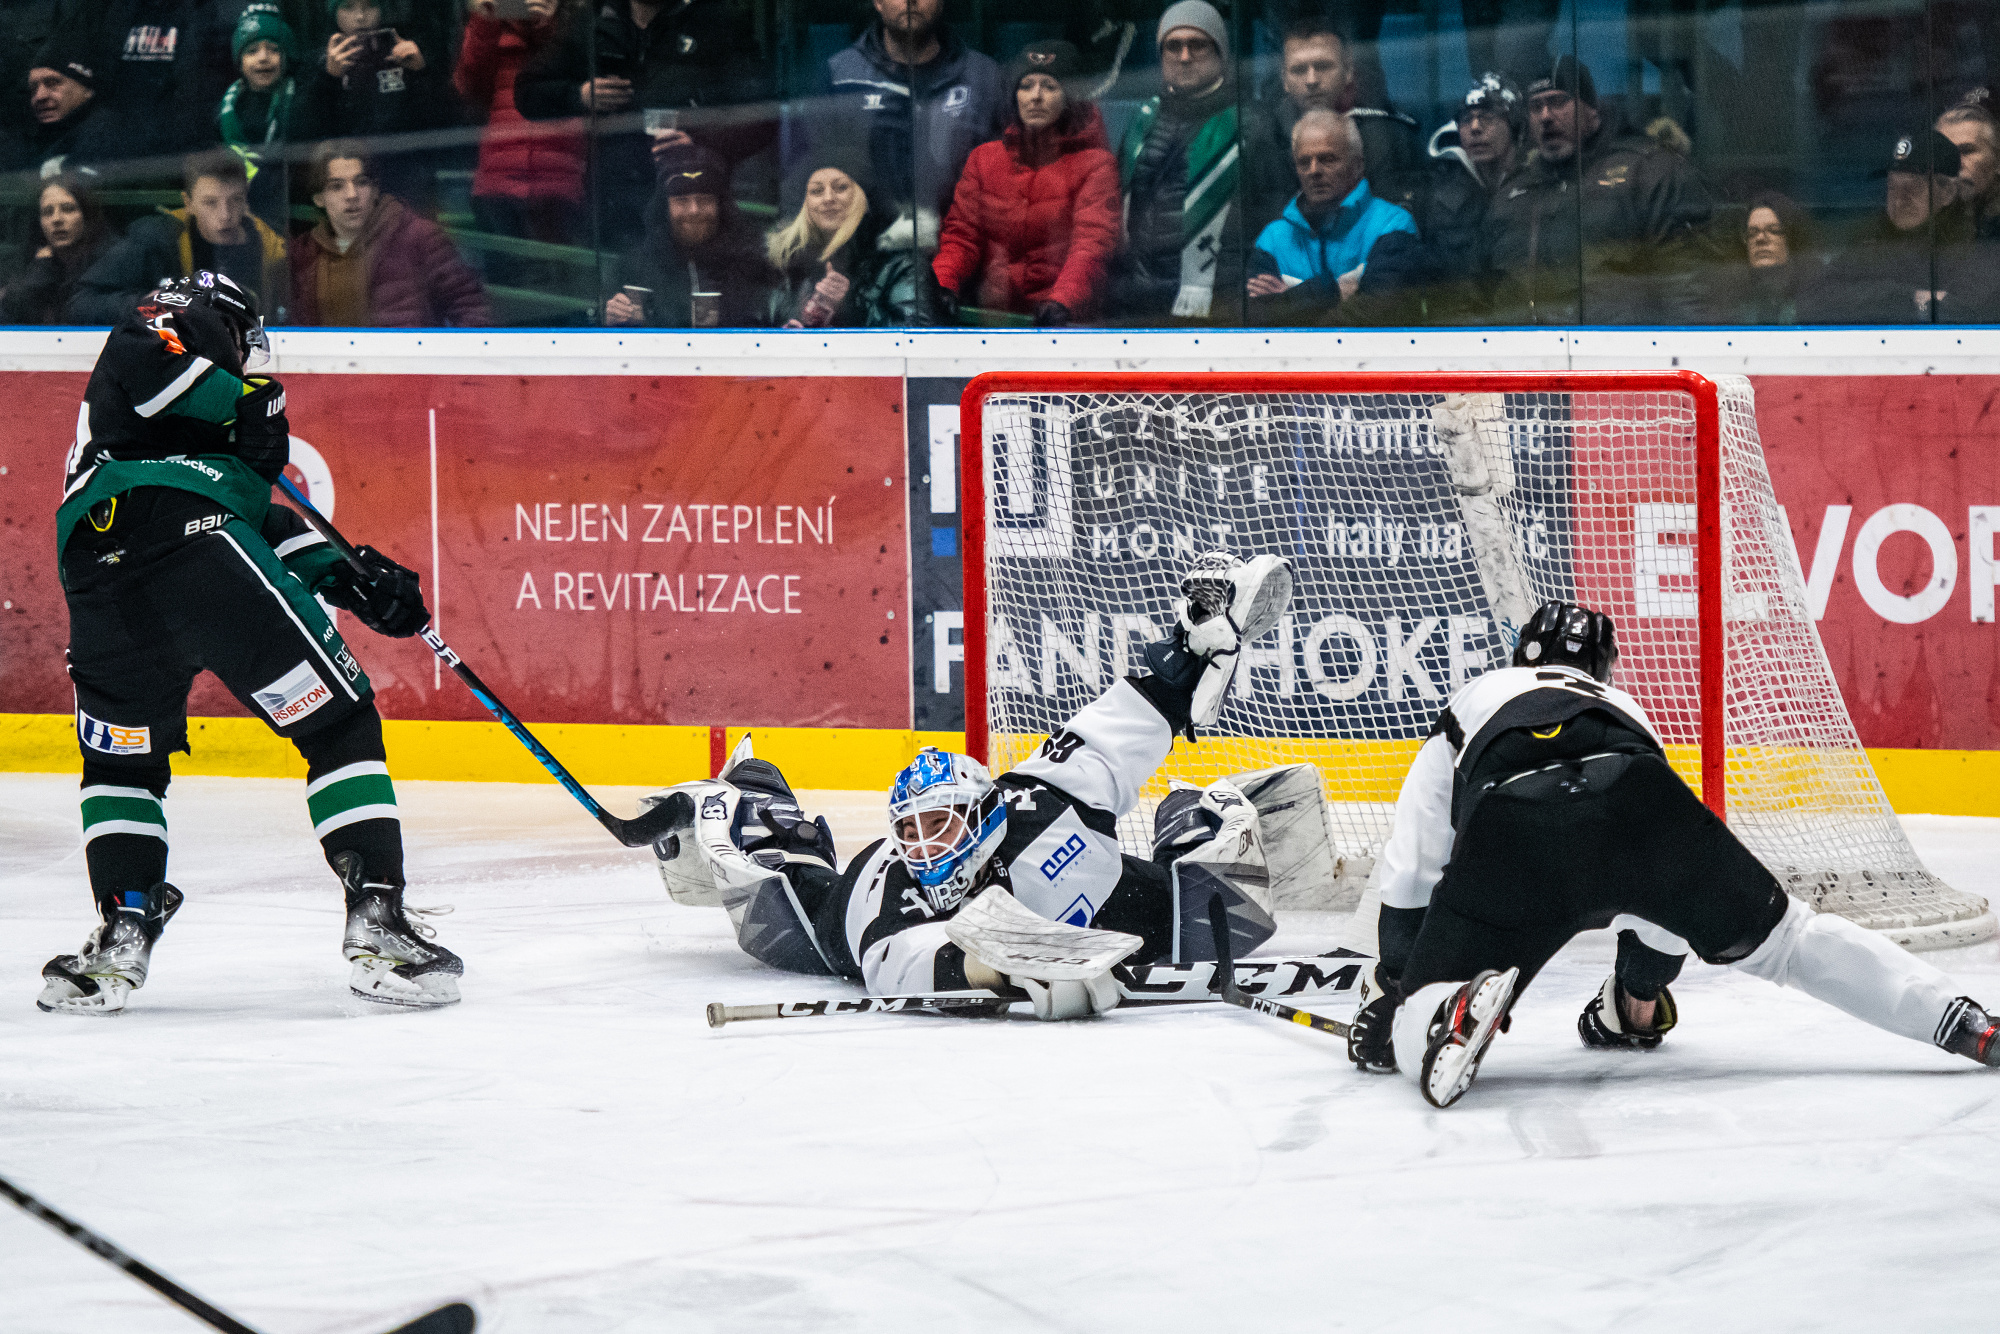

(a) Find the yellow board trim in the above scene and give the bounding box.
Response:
[3,713,1995,816]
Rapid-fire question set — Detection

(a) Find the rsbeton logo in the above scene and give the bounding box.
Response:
[253,661,332,726]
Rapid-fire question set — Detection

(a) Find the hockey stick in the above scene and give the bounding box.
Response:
[276,475,690,850]
[706,953,1372,1027]
[1208,893,1351,1038]
[0,1174,474,1334]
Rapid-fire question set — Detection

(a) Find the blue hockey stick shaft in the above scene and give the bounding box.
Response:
[276,475,689,849]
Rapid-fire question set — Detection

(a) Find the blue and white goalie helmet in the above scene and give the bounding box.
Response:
[889,747,1007,913]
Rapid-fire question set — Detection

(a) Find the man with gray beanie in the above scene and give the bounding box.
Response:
[1112,0,1246,324]
[1481,55,1714,324]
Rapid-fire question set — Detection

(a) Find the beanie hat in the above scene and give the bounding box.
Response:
[1461,71,1524,133]
[1156,1,1228,61]
[656,142,730,196]
[31,36,98,91]
[1007,39,1085,94]
[234,4,298,64]
[1526,54,1596,108]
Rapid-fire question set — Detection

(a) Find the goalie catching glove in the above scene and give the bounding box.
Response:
[321,547,429,638]
[1144,552,1293,736]
[944,886,1140,1021]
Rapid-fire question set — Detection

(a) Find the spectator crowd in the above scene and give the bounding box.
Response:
[1,0,1996,329]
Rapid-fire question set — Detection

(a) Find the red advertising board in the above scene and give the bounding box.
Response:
[1753,376,1999,750]
[0,374,912,730]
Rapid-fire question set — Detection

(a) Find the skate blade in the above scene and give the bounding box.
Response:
[36,976,133,1015]
[1424,967,1518,1109]
[349,957,461,1009]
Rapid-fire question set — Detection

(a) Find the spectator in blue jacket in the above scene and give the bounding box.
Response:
[1246,108,1420,325]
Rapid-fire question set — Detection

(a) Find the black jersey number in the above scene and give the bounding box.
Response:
[1039,730,1085,763]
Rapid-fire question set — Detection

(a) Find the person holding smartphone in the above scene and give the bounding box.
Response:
[319,0,448,209]
[513,0,775,251]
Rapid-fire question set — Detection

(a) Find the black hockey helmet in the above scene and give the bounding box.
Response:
[152,271,268,371]
[1512,601,1617,682]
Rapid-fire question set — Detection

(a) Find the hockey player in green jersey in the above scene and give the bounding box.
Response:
[42,271,462,1014]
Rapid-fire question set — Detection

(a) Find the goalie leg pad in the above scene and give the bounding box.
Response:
[1164,779,1276,963]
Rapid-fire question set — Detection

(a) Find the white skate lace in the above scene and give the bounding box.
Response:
[402,903,453,940]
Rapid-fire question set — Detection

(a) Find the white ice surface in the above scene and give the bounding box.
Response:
[5,772,2000,1333]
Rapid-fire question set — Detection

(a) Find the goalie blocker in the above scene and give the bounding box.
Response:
[643,553,1309,1011]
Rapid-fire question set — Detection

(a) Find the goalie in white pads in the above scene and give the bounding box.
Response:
[648,552,1295,1018]
[1347,600,2000,1107]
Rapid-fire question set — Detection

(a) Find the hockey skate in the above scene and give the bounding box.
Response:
[1148,551,1294,728]
[1420,967,1518,1108]
[1578,975,1678,1051]
[1937,997,2000,1067]
[335,853,462,1008]
[37,884,184,1015]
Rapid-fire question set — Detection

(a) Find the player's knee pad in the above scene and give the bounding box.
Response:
[293,703,388,779]
[81,752,170,799]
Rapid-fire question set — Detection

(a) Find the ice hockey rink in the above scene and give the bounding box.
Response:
[5,770,2000,1333]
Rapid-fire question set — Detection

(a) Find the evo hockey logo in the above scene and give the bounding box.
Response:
[253,661,332,726]
[78,710,150,755]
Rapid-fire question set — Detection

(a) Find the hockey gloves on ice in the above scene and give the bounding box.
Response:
[1347,963,1401,1073]
[233,377,291,483]
[324,547,429,638]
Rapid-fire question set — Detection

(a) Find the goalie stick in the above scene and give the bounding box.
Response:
[704,953,1371,1027]
[1207,893,1351,1038]
[276,476,690,851]
[0,1174,474,1334]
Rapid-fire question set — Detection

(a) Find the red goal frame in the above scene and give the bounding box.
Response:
[958,371,1727,818]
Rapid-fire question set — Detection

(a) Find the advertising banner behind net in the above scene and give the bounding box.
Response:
[0,373,912,730]
[0,368,1991,751]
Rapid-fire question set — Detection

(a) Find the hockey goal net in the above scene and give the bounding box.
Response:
[960,371,1992,951]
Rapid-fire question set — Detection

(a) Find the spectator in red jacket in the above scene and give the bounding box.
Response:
[930,39,1120,327]
[290,141,493,327]
[456,0,587,280]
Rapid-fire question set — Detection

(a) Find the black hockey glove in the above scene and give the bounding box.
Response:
[1034,301,1069,328]
[1347,964,1402,1074]
[323,547,429,638]
[233,377,291,483]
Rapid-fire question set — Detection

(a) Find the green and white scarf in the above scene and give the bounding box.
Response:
[1119,95,1240,318]
[218,76,295,179]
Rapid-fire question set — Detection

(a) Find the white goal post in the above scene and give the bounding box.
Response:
[960,371,1992,951]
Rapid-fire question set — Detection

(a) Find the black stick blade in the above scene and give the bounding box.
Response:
[384,1303,476,1334]
[621,790,694,849]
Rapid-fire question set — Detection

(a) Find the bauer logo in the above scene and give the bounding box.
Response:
[1040,833,1088,881]
[78,711,150,755]
[252,661,332,726]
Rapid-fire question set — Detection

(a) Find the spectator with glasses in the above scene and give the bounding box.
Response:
[1113,1,1245,324]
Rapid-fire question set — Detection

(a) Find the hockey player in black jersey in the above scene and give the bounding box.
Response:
[647,552,1297,1017]
[41,271,461,1014]
[1346,600,2000,1107]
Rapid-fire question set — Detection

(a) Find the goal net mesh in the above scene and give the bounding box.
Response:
[974,376,1990,950]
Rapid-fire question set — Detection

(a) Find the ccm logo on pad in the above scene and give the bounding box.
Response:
[253,661,332,726]
[78,710,150,755]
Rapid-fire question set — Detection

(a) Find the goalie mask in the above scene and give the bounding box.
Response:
[1513,601,1617,682]
[889,747,1006,914]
